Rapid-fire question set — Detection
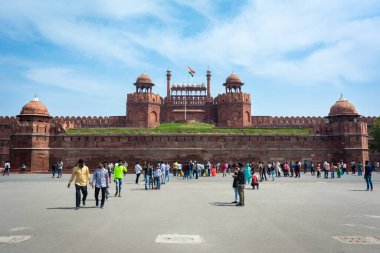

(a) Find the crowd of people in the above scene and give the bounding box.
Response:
[1,159,378,209]
[64,159,377,209]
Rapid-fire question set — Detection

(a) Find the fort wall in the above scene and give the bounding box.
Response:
[43,129,365,173]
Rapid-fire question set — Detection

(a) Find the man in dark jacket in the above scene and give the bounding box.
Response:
[364,160,373,191]
[236,162,245,206]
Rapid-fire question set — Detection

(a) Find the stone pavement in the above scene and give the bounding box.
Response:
[0,173,379,253]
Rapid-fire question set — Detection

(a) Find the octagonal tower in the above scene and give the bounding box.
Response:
[126,73,162,128]
[10,96,52,172]
[215,73,251,127]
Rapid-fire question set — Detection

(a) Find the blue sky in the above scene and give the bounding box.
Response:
[0,0,380,117]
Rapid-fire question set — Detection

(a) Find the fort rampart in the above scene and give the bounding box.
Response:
[0,116,377,171]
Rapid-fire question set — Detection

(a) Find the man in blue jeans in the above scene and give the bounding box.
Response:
[364,161,373,191]
[113,161,127,197]
[143,162,151,190]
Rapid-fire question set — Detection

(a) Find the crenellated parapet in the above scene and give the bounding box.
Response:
[127,92,162,105]
[252,116,326,128]
[214,92,251,105]
[0,116,17,124]
[51,116,126,129]
[312,121,367,135]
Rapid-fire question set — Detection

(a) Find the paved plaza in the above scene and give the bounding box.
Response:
[0,172,379,253]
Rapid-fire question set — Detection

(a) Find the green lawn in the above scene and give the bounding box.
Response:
[65,122,310,134]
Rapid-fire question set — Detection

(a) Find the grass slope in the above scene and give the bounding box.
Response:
[66,122,310,134]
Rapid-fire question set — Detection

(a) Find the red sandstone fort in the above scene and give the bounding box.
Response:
[0,71,378,172]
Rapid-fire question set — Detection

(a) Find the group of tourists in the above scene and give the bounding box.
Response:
[171,161,218,179]
[67,159,127,210]
[252,160,378,182]
[137,161,171,190]
[1,158,377,209]
[66,159,175,210]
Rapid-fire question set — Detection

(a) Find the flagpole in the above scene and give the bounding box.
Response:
[185,72,188,120]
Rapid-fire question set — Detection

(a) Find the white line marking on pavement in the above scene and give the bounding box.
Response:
[342,224,356,227]
[155,234,203,244]
[364,215,380,219]
[0,235,32,244]
[364,226,380,230]
[10,227,33,232]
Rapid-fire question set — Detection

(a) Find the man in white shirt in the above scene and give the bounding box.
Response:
[323,161,330,179]
[3,161,10,176]
[160,162,166,184]
[135,162,142,184]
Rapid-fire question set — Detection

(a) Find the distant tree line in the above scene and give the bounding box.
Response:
[370,117,380,152]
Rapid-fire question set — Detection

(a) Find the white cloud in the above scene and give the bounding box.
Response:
[1,0,380,88]
[24,67,111,94]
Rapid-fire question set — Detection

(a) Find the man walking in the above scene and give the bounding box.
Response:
[143,162,150,190]
[3,161,10,176]
[92,161,109,208]
[295,161,301,178]
[114,160,127,197]
[51,162,57,178]
[358,161,363,176]
[303,160,308,174]
[135,162,142,184]
[364,161,373,191]
[236,162,245,207]
[67,159,91,210]
[57,161,63,178]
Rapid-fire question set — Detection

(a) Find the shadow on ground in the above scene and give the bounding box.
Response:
[46,206,97,210]
[209,201,237,207]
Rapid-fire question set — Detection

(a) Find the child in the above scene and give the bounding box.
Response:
[251,174,259,190]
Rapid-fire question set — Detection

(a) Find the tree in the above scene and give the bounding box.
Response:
[370,117,380,152]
